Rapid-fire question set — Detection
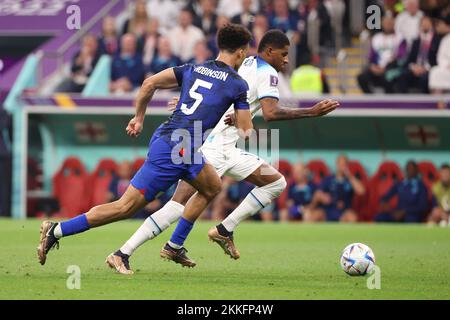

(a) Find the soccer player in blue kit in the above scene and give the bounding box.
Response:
[37,24,253,266]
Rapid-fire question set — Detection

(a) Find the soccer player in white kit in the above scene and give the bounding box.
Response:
[106,30,339,273]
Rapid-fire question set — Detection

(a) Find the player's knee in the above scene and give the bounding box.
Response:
[276,176,287,195]
[264,176,287,198]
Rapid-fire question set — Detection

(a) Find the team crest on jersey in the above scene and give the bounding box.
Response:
[244,58,254,67]
[270,75,278,87]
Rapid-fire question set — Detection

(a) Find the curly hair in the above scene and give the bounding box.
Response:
[217,23,252,53]
[257,29,290,53]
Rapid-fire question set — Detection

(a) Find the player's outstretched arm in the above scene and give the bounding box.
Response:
[260,98,339,122]
[234,109,253,140]
[126,68,180,137]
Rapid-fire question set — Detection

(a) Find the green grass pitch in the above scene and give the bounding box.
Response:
[0,218,449,300]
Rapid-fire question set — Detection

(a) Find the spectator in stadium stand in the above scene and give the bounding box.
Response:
[98,16,119,56]
[108,160,159,219]
[357,14,407,93]
[306,0,333,48]
[290,59,331,94]
[283,162,317,222]
[429,16,450,95]
[206,15,230,57]
[188,40,213,64]
[395,15,440,93]
[121,0,149,40]
[421,0,449,19]
[167,8,205,64]
[268,0,300,34]
[193,0,218,38]
[217,0,260,18]
[231,0,256,30]
[209,177,255,221]
[108,161,133,202]
[110,33,145,94]
[146,0,184,34]
[250,13,269,55]
[428,164,450,225]
[142,19,161,66]
[145,36,181,75]
[308,155,365,223]
[375,160,429,223]
[293,1,310,66]
[394,0,424,49]
[55,34,100,93]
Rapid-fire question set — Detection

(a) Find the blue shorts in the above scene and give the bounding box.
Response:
[288,205,303,219]
[324,207,345,221]
[131,134,205,202]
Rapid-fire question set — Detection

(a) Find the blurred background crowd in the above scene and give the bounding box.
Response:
[29,155,449,225]
[55,0,450,96]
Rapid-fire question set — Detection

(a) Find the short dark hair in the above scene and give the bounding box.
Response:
[258,29,290,53]
[441,163,450,170]
[217,23,252,53]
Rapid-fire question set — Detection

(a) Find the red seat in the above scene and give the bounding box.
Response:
[418,161,439,190]
[88,158,118,207]
[132,158,146,174]
[367,161,404,221]
[348,160,370,221]
[307,160,330,185]
[53,157,89,218]
[274,159,293,178]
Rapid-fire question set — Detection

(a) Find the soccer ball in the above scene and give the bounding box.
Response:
[340,243,375,276]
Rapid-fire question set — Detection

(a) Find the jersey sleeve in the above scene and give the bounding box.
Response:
[256,66,280,101]
[233,80,250,110]
[173,64,193,86]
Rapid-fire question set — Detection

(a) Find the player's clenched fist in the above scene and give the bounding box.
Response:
[126,116,144,137]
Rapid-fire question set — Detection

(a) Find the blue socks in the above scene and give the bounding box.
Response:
[169,217,194,248]
[60,214,90,237]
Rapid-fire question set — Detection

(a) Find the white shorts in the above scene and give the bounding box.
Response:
[201,146,265,181]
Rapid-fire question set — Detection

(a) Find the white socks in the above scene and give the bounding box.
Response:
[222,177,287,232]
[120,200,184,256]
[53,224,63,239]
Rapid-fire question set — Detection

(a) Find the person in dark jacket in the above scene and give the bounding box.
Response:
[376,160,429,223]
[110,33,145,93]
[396,15,441,93]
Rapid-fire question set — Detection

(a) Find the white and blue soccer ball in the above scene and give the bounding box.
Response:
[340,243,375,276]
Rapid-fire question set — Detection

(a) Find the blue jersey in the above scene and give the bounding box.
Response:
[288,182,317,206]
[320,175,354,210]
[131,60,249,203]
[156,60,250,150]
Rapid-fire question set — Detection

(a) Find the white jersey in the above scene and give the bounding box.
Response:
[202,56,280,152]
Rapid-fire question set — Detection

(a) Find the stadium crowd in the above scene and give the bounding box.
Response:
[56,0,450,96]
[359,0,450,94]
[41,0,450,225]
[33,155,449,225]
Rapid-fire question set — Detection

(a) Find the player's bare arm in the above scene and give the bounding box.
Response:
[260,98,339,122]
[126,68,179,138]
[234,109,253,140]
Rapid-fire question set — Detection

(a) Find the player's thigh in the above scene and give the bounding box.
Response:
[225,150,281,186]
[185,163,222,199]
[131,158,183,203]
[171,180,197,206]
